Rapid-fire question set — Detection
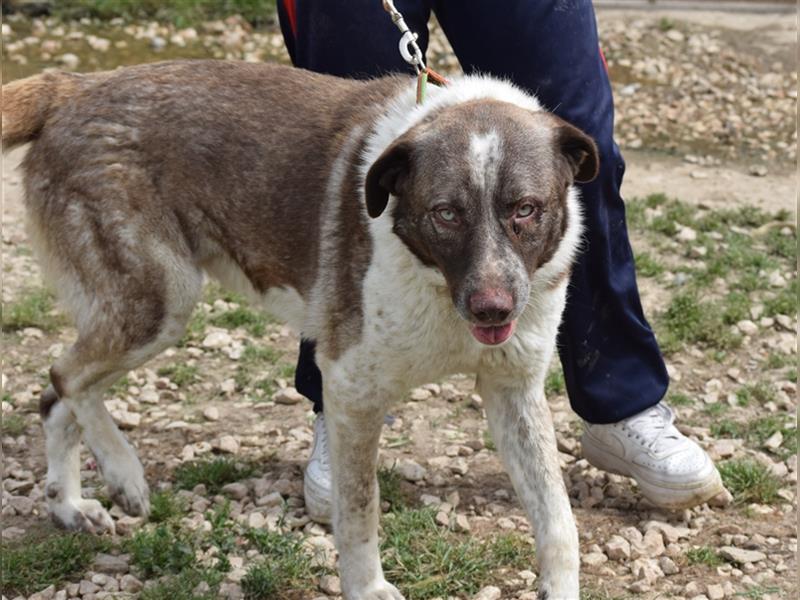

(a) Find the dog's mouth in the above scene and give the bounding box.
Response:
[469,320,517,345]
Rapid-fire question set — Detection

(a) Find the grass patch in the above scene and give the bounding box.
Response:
[380,508,535,599]
[139,568,222,600]
[686,546,723,567]
[1,288,62,332]
[157,364,199,388]
[149,491,189,524]
[1,533,111,596]
[127,524,196,578]
[666,391,693,407]
[735,381,776,406]
[545,368,566,396]
[52,0,278,27]
[719,460,781,505]
[378,467,409,512]
[234,343,285,392]
[210,306,269,337]
[634,251,664,278]
[657,292,740,354]
[243,530,322,599]
[1,413,27,436]
[763,277,797,318]
[174,457,258,494]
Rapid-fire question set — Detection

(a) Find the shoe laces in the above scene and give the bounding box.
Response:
[621,403,681,453]
[314,414,330,470]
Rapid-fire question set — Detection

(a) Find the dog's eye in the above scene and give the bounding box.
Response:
[516,204,535,218]
[437,207,457,222]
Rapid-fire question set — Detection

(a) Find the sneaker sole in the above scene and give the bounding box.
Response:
[303,474,332,525]
[581,432,725,510]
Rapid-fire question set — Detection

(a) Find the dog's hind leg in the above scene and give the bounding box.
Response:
[29,198,203,529]
[40,385,115,533]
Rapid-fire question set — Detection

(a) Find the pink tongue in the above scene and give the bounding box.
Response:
[469,321,516,345]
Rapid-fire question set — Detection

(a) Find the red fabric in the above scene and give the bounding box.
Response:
[282,0,297,37]
[599,44,608,73]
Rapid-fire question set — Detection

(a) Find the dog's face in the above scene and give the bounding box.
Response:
[365,100,599,346]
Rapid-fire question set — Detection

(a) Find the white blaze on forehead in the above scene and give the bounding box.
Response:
[469,130,503,196]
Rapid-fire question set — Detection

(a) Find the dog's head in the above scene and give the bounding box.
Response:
[365,99,598,346]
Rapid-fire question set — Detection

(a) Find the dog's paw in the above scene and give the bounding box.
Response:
[50,498,116,535]
[353,580,405,600]
[107,474,150,517]
[536,576,579,600]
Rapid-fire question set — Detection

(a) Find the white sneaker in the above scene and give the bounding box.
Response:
[304,413,332,524]
[581,403,725,509]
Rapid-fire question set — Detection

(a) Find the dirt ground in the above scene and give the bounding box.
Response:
[1,6,797,600]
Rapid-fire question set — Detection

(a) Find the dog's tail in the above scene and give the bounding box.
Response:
[2,71,82,151]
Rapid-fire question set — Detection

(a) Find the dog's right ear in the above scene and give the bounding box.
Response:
[365,140,411,218]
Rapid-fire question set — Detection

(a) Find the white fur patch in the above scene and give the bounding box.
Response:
[468,130,502,197]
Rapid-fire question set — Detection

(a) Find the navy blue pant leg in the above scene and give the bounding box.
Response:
[279,0,669,423]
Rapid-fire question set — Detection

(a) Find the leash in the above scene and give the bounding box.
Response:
[381,0,449,104]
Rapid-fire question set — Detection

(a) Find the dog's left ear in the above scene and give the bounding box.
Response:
[365,140,411,218]
[556,120,600,184]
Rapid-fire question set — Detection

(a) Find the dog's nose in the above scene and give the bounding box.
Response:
[469,289,513,324]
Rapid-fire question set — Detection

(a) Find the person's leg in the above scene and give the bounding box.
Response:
[278,0,433,523]
[434,0,723,508]
[278,0,432,79]
[434,0,667,424]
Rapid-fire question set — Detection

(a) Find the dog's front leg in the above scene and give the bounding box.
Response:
[325,387,404,600]
[477,372,579,600]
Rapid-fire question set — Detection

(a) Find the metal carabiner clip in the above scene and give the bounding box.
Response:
[398,31,422,67]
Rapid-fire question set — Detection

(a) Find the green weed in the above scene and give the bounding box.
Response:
[157,364,199,387]
[378,467,409,512]
[718,460,781,505]
[174,457,258,494]
[242,530,321,599]
[127,524,196,578]
[149,491,188,524]
[1,414,27,436]
[2,289,63,332]
[380,508,535,599]
[634,251,665,278]
[139,569,222,600]
[545,368,566,396]
[1,533,111,596]
[685,546,723,567]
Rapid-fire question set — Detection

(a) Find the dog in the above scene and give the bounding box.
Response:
[2,60,598,600]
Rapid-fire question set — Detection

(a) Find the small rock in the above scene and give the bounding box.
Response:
[396,458,427,482]
[409,387,432,401]
[435,510,450,527]
[319,575,341,595]
[582,552,608,566]
[473,586,502,600]
[202,330,233,349]
[706,584,725,600]
[111,409,141,429]
[763,431,783,452]
[203,406,220,421]
[749,165,768,177]
[272,387,305,405]
[736,320,758,336]
[56,53,80,69]
[604,535,631,561]
[120,574,143,593]
[92,553,130,573]
[718,546,766,564]
[222,482,249,500]
[659,556,680,575]
[214,435,240,454]
[454,513,471,532]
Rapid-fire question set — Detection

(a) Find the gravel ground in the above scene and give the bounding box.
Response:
[1,8,797,600]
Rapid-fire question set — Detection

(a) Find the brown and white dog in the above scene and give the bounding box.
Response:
[2,60,598,599]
